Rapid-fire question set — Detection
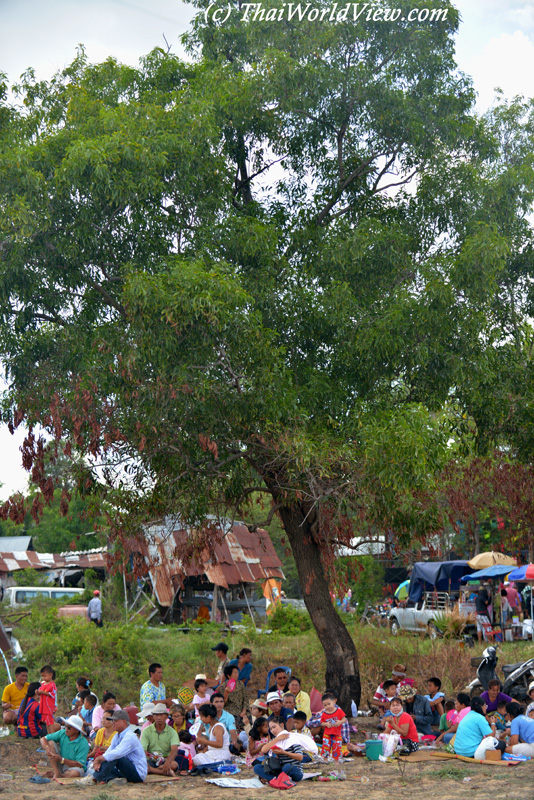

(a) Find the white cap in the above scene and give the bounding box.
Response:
[137,702,156,719]
[266,692,281,703]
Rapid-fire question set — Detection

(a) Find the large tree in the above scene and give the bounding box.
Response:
[1,1,531,707]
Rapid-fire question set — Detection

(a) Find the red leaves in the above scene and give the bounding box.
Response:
[198,433,218,459]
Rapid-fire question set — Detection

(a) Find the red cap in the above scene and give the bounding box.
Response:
[93,590,100,596]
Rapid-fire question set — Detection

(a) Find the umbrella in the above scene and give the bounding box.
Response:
[461,564,515,581]
[508,564,534,581]
[395,580,410,600]
[468,552,517,569]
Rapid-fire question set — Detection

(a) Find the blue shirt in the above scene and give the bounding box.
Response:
[511,715,534,744]
[228,659,253,685]
[454,711,492,757]
[139,680,166,708]
[204,709,236,735]
[103,725,148,780]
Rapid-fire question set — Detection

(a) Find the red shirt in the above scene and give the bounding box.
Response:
[320,707,345,737]
[39,681,57,717]
[386,711,418,742]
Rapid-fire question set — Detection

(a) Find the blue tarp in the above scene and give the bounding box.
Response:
[408,561,474,603]
[461,564,514,581]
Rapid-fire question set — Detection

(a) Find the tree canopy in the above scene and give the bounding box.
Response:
[1,0,534,706]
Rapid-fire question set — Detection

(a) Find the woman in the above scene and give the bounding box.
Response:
[91,691,121,731]
[435,693,471,745]
[89,711,116,758]
[287,677,311,720]
[228,649,253,686]
[71,676,97,712]
[220,665,248,723]
[253,717,316,784]
[453,697,505,759]
[169,703,188,734]
[17,682,43,739]
[193,703,232,767]
[505,702,534,757]
[384,696,419,753]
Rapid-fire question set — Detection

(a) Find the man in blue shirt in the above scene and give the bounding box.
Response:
[506,702,534,757]
[77,709,147,785]
[266,693,294,732]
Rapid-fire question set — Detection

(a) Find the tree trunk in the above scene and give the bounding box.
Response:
[277,503,361,712]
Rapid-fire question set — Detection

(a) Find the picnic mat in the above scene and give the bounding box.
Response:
[36,773,183,785]
[399,751,521,767]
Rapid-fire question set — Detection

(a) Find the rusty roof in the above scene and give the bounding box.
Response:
[0,549,107,574]
[142,521,284,606]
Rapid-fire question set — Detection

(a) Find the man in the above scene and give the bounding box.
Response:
[211,642,230,684]
[40,715,89,779]
[266,692,294,731]
[504,582,521,613]
[505,701,534,757]
[140,663,171,707]
[398,685,433,736]
[87,590,103,627]
[480,679,512,713]
[268,668,290,696]
[2,665,29,725]
[140,703,179,775]
[475,584,491,643]
[210,692,239,748]
[78,709,147,785]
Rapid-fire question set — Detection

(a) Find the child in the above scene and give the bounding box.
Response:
[37,665,57,734]
[80,692,98,734]
[247,716,270,766]
[293,710,312,738]
[319,692,346,761]
[191,678,210,717]
[372,679,398,718]
[425,677,445,725]
[176,730,196,773]
[71,676,96,712]
[491,700,508,731]
[438,699,456,735]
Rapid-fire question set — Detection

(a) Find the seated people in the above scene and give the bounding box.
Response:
[92,692,121,731]
[480,679,512,713]
[384,696,419,753]
[89,710,116,758]
[373,680,398,724]
[437,699,456,740]
[372,664,413,716]
[253,716,318,784]
[169,703,188,734]
[246,716,270,766]
[228,648,253,686]
[319,692,346,761]
[191,676,211,716]
[79,691,97,735]
[266,692,294,731]
[491,699,508,731]
[425,677,445,726]
[209,692,240,749]
[193,703,232,767]
[435,693,471,745]
[71,676,97,712]
[292,711,312,739]
[2,666,29,726]
[283,693,296,713]
[17,682,42,739]
[505,702,534,757]
[398,685,433,736]
[176,730,196,771]
[140,703,180,776]
[286,677,311,719]
[453,697,505,759]
[81,709,147,785]
[268,668,290,696]
[196,600,210,623]
[40,715,89,779]
[526,681,534,717]
[137,702,156,731]
[220,665,248,725]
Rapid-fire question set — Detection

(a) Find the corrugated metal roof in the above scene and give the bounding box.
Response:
[0,536,33,551]
[0,549,107,573]
[141,521,284,606]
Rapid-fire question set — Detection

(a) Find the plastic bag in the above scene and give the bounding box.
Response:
[379,731,401,757]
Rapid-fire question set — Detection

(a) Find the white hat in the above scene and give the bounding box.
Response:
[528,681,534,694]
[137,702,156,719]
[266,692,281,703]
[152,703,167,714]
[195,674,208,681]
[64,715,84,733]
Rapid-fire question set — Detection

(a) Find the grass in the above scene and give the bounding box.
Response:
[3,601,533,714]
[428,765,472,780]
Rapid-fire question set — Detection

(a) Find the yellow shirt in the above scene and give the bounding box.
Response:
[95,727,116,749]
[2,681,29,711]
[295,690,312,720]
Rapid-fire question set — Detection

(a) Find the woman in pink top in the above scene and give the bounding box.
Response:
[434,693,470,744]
[91,692,121,730]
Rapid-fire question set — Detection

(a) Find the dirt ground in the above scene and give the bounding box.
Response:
[1,726,532,800]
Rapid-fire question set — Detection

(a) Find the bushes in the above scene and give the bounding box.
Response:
[268,605,313,636]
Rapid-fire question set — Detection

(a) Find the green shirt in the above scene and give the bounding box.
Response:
[439,713,449,732]
[46,729,90,766]
[140,723,179,757]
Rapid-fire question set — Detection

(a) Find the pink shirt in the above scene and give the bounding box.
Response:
[450,706,471,725]
[92,703,121,730]
[505,587,520,608]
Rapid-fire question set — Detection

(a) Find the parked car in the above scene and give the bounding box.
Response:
[3,585,85,608]
[388,591,450,638]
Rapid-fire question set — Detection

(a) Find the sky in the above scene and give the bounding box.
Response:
[0,0,533,498]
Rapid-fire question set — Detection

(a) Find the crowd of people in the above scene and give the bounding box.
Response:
[2,650,534,786]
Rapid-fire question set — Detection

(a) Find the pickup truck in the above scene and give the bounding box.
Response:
[389,592,450,638]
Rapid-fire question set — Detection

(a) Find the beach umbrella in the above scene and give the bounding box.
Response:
[508,564,534,581]
[468,552,516,569]
[395,580,410,600]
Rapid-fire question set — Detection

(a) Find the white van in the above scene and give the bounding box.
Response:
[3,586,85,608]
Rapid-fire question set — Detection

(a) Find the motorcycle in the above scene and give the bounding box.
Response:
[466,646,534,701]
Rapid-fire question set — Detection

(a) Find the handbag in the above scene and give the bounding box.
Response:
[264,754,284,774]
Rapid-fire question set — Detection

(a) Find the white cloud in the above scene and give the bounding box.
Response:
[463,30,534,111]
